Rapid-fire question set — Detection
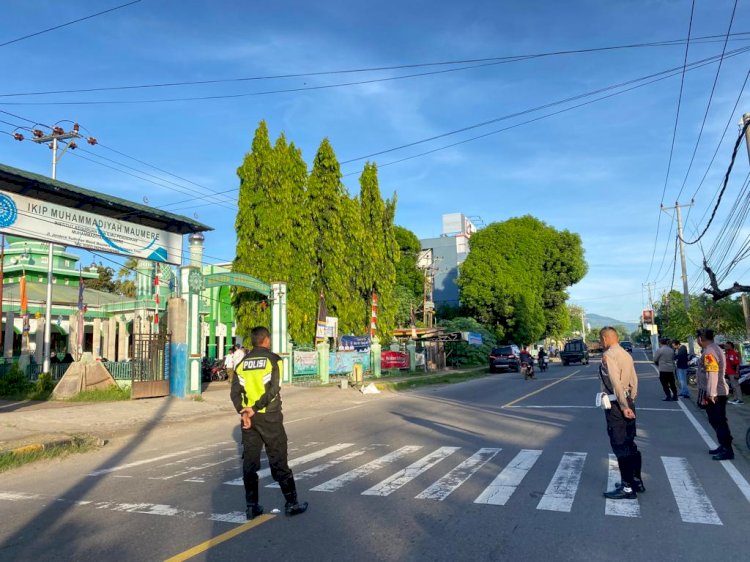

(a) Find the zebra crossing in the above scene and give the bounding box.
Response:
[215,441,735,524]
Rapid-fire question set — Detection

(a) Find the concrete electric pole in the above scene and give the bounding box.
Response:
[662,202,695,355]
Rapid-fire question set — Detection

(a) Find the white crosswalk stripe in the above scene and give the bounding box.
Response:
[536,452,586,512]
[266,445,384,488]
[416,448,500,501]
[311,446,423,492]
[661,456,722,525]
[474,449,542,506]
[605,454,640,518]
[362,447,461,497]
[224,443,354,486]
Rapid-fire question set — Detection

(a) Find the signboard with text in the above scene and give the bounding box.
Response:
[0,190,183,265]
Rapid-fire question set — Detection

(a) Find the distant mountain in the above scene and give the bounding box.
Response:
[585,313,638,334]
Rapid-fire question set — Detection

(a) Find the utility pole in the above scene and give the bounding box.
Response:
[662,202,695,355]
[643,281,659,352]
[26,123,96,372]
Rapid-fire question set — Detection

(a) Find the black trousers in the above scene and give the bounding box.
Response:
[659,371,677,398]
[241,412,294,505]
[605,399,641,486]
[705,396,733,448]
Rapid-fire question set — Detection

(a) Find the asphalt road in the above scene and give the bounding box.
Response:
[2,348,749,561]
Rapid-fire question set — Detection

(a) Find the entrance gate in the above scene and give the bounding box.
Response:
[131,323,171,400]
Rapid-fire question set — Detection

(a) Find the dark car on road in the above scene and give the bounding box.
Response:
[560,339,589,366]
[489,345,521,373]
[620,341,633,353]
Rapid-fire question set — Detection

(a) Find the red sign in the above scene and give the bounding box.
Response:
[381,351,409,369]
[642,309,654,324]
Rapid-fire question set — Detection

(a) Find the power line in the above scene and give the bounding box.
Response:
[2,32,749,98]
[675,0,739,203]
[342,46,750,176]
[342,46,744,166]
[680,119,750,246]
[0,1,142,48]
[647,0,695,283]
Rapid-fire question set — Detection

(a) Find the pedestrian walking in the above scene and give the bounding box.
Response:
[653,337,678,401]
[230,326,308,520]
[599,327,644,500]
[724,341,744,405]
[224,345,236,383]
[695,329,734,460]
[672,339,691,398]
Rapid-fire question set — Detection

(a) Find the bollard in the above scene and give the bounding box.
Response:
[317,341,329,384]
[371,336,381,379]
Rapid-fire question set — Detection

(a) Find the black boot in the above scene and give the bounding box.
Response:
[606,456,637,499]
[246,503,264,520]
[712,446,734,461]
[279,477,308,517]
[708,446,722,455]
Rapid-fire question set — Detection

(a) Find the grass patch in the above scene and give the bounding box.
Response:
[375,367,490,391]
[66,385,131,402]
[0,436,99,473]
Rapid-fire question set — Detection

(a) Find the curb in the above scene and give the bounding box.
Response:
[2,435,107,457]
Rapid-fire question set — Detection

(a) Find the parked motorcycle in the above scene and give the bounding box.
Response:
[202,358,228,382]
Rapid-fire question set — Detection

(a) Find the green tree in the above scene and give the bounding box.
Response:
[394,225,423,299]
[441,317,497,367]
[358,162,398,339]
[458,216,587,344]
[655,290,745,341]
[307,138,359,334]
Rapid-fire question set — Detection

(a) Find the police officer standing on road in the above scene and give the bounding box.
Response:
[599,327,645,500]
[230,326,308,520]
[695,329,735,460]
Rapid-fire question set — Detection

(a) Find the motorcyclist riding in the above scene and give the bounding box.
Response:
[520,348,535,379]
[538,347,548,372]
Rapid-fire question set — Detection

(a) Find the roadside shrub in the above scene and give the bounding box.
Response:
[0,362,32,397]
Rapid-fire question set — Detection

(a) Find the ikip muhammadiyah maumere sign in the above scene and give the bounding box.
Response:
[0,190,183,265]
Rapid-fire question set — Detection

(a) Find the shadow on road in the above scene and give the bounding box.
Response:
[0,396,178,558]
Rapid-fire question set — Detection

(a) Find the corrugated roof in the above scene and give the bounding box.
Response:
[0,162,213,234]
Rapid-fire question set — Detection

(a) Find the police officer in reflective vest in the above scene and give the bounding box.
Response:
[230,326,308,520]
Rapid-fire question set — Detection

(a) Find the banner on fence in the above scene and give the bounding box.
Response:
[330,351,370,375]
[293,351,318,376]
[381,351,409,369]
[341,335,371,352]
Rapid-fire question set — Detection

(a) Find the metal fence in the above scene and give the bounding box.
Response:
[0,361,69,382]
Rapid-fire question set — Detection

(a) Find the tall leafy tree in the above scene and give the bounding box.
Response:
[394,225,423,299]
[307,138,359,334]
[358,163,397,338]
[459,216,587,344]
[233,121,275,338]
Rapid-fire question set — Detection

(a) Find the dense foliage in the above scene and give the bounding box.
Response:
[458,216,587,344]
[441,317,497,367]
[233,122,399,343]
[654,290,746,340]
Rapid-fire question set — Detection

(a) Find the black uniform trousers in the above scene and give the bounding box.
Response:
[659,370,677,399]
[241,412,295,505]
[605,398,642,486]
[705,396,733,448]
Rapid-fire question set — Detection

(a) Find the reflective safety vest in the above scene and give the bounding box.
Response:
[236,355,273,413]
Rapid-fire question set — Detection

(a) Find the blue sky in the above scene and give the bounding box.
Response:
[1,0,749,324]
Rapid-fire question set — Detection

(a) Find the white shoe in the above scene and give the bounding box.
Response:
[729,399,744,405]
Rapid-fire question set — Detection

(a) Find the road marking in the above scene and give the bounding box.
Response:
[504,405,680,411]
[0,491,40,501]
[669,371,750,505]
[605,454,640,518]
[224,443,355,486]
[311,446,422,492]
[661,456,722,525]
[266,445,384,488]
[362,447,460,497]
[149,457,237,481]
[474,449,541,505]
[416,448,500,501]
[88,442,233,477]
[502,371,580,408]
[537,452,587,512]
[163,514,276,562]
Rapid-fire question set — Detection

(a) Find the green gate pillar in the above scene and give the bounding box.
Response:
[371,336,381,379]
[270,282,290,384]
[317,342,329,384]
[180,266,203,396]
[407,339,416,372]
